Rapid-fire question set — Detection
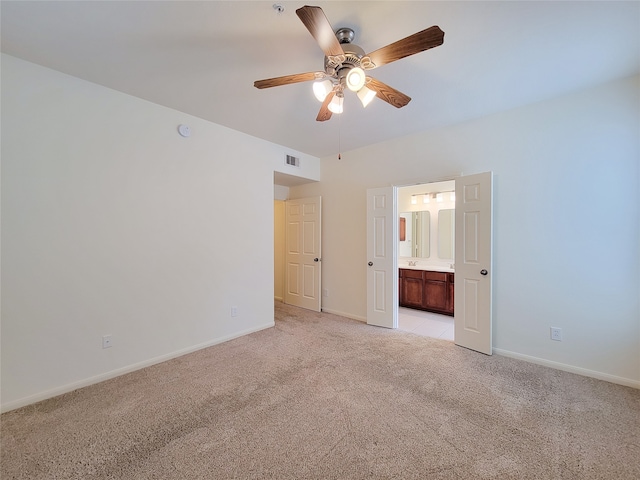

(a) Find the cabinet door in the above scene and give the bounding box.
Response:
[422,271,448,313]
[423,280,448,311]
[400,269,424,308]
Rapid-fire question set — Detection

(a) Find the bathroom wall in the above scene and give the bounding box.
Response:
[398,182,455,271]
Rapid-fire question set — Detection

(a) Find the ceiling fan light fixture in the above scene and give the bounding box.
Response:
[313,79,333,102]
[346,67,366,92]
[357,85,376,108]
[328,93,344,114]
[254,6,445,121]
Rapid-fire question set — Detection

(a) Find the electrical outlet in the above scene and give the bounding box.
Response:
[550,327,562,341]
[102,335,113,349]
[322,289,329,297]
[231,306,238,317]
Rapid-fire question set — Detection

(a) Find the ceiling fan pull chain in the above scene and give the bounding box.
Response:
[338,110,342,160]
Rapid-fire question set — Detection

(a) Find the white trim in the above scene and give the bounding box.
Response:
[494,348,640,389]
[1,322,275,413]
[393,174,462,188]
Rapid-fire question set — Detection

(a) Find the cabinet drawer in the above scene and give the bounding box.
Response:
[401,269,424,279]
[423,271,447,282]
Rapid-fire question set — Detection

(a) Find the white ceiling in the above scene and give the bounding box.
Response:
[2,1,639,159]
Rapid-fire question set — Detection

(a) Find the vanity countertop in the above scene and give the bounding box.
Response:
[400,265,454,273]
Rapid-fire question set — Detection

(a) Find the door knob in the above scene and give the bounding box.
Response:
[480,269,488,275]
[368,262,373,266]
[314,258,319,262]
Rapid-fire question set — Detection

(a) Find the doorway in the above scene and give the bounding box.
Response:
[283,196,322,312]
[397,180,456,340]
[367,172,493,354]
[274,196,322,312]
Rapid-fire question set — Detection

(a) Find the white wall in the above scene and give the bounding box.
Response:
[291,75,640,387]
[274,184,289,201]
[0,54,319,411]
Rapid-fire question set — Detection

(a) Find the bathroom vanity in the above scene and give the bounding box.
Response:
[398,188,455,316]
[399,268,454,316]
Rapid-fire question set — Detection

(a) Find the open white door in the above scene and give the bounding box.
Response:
[454,172,493,355]
[366,187,398,328]
[285,196,321,312]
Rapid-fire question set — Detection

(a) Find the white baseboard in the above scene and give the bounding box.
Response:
[493,348,640,389]
[319,306,639,388]
[319,308,639,389]
[7,321,634,412]
[1,322,275,413]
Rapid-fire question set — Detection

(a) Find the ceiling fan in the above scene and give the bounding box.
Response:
[254,5,444,122]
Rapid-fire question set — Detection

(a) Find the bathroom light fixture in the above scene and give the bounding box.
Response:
[411,190,456,205]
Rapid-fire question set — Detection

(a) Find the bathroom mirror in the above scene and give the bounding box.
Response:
[399,211,430,258]
[438,209,454,260]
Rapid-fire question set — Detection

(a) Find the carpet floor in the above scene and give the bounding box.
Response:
[2,302,639,479]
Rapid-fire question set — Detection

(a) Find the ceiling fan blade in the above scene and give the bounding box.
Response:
[365,26,444,69]
[254,72,319,89]
[316,91,335,122]
[296,5,345,57]
[366,78,411,108]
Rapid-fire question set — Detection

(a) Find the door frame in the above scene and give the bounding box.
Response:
[393,173,493,355]
[284,196,322,312]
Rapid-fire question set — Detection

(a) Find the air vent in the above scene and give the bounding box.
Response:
[285,154,300,167]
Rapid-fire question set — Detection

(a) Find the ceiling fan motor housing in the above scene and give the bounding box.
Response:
[324,28,366,82]
[335,27,355,44]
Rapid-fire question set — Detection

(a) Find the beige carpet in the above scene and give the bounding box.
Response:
[2,302,639,479]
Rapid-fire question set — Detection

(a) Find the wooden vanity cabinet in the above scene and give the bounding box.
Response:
[423,271,448,312]
[399,269,454,316]
[399,269,425,309]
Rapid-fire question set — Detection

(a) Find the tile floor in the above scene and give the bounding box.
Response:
[397,307,454,341]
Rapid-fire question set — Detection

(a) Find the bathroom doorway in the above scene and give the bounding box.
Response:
[397,180,456,340]
[367,172,492,353]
